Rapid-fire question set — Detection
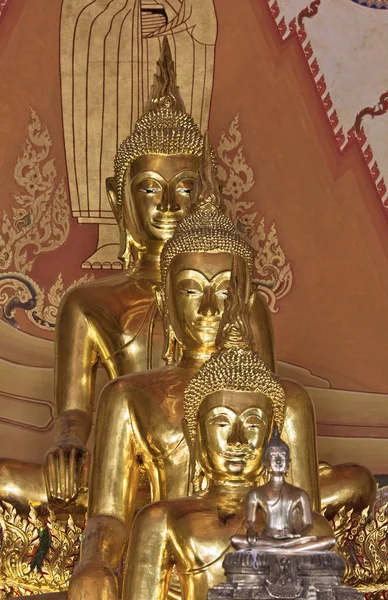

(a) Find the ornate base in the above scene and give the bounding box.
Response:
[207,550,362,600]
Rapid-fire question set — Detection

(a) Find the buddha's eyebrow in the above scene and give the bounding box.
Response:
[209,412,232,419]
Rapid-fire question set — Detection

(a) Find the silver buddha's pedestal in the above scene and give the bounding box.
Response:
[207,550,362,600]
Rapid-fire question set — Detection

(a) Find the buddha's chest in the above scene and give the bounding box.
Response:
[95,298,165,374]
[262,496,298,533]
[134,388,187,457]
[176,509,245,572]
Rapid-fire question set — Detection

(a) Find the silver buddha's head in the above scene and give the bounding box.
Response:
[263,425,290,476]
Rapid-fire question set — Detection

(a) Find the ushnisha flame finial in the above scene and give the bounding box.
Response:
[215,257,253,352]
[263,423,289,459]
[147,36,186,113]
[191,132,224,212]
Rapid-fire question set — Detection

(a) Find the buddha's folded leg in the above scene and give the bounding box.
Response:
[231,534,251,550]
[319,462,376,520]
[0,458,46,514]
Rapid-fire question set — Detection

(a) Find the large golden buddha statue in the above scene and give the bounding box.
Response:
[121,290,333,600]
[0,39,275,514]
[43,38,274,510]
[43,38,203,508]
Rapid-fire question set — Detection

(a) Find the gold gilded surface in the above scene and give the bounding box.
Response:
[60,0,217,240]
[320,462,377,521]
[332,502,388,594]
[67,137,376,599]
[119,291,328,600]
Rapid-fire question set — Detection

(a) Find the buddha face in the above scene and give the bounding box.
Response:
[265,447,289,476]
[127,154,200,242]
[167,253,249,355]
[197,390,273,483]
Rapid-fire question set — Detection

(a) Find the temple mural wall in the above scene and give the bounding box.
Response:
[0,0,387,472]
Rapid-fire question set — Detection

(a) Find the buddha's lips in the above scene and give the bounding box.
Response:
[221,451,253,462]
[196,320,221,331]
[151,216,181,228]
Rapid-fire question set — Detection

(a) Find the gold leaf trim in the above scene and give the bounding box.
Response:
[332,501,388,593]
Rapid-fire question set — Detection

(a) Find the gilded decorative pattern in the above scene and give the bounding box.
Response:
[0,502,83,596]
[332,501,388,595]
[0,108,92,331]
[217,115,293,312]
[1,500,388,596]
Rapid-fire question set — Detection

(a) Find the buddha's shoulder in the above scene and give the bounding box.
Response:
[59,272,157,309]
[279,377,310,399]
[280,377,314,409]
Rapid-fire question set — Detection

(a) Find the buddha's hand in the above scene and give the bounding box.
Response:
[68,560,118,600]
[44,438,90,506]
[247,526,259,546]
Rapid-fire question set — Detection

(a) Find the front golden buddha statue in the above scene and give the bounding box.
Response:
[68,137,263,600]
[121,289,333,600]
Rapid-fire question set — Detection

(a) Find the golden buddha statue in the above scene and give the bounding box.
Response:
[120,289,333,600]
[68,137,264,600]
[68,133,375,599]
[43,37,205,508]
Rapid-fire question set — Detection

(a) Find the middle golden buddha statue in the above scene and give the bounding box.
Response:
[121,285,333,600]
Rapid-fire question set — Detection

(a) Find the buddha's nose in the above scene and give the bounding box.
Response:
[227,420,245,447]
[157,185,180,213]
[198,287,220,317]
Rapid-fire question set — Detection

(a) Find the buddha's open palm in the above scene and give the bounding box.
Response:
[44,439,90,506]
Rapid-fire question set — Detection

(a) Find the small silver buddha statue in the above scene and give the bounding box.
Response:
[232,426,335,554]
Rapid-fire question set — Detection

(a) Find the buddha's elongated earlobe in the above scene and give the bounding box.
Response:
[154,284,177,365]
[106,177,145,270]
[182,420,205,494]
